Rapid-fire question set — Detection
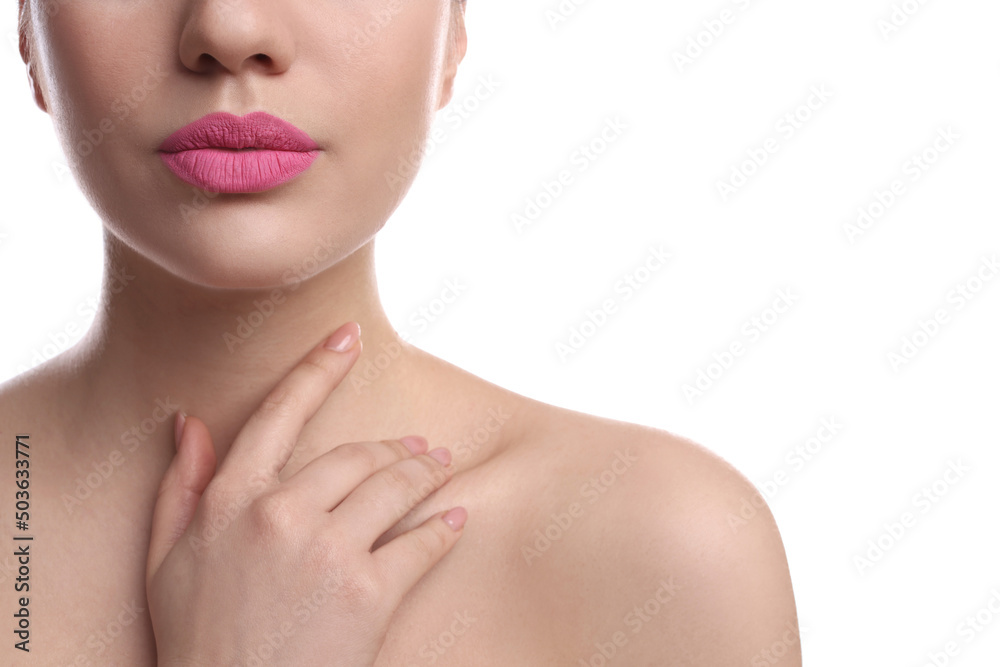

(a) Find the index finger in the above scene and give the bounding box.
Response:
[214,321,362,485]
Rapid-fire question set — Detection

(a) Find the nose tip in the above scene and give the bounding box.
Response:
[178,4,294,76]
[189,51,280,76]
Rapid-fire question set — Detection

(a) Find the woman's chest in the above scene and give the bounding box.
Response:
[371,509,564,665]
[8,487,570,666]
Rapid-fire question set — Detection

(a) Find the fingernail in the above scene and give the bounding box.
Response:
[428,447,451,466]
[400,435,427,454]
[174,411,187,450]
[442,507,467,531]
[324,322,361,352]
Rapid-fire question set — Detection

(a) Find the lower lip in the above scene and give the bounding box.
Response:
[158,147,320,193]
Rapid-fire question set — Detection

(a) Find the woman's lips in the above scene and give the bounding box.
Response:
[159,148,319,194]
[158,111,320,194]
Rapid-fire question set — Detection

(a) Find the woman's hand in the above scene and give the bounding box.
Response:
[145,323,467,667]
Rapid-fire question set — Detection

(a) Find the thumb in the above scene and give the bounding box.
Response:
[146,412,217,583]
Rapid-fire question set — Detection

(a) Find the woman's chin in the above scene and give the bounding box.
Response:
[104,214,367,292]
[161,254,321,292]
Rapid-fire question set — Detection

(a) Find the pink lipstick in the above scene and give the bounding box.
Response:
[158,111,320,193]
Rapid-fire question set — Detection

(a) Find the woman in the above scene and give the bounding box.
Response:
[4,0,801,664]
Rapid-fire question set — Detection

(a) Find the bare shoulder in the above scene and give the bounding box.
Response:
[511,399,802,666]
[0,360,81,484]
[0,359,70,436]
[0,367,56,604]
[0,366,47,433]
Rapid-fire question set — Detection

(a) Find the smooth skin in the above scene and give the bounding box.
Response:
[150,324,467,666]
[4,0,802,664]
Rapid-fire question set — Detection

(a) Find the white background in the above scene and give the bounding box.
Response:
[3,1,1000,664]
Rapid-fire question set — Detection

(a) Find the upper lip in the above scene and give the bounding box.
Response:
[158,111,319,153]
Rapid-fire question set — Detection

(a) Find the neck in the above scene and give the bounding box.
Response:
[63,231,505,477]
